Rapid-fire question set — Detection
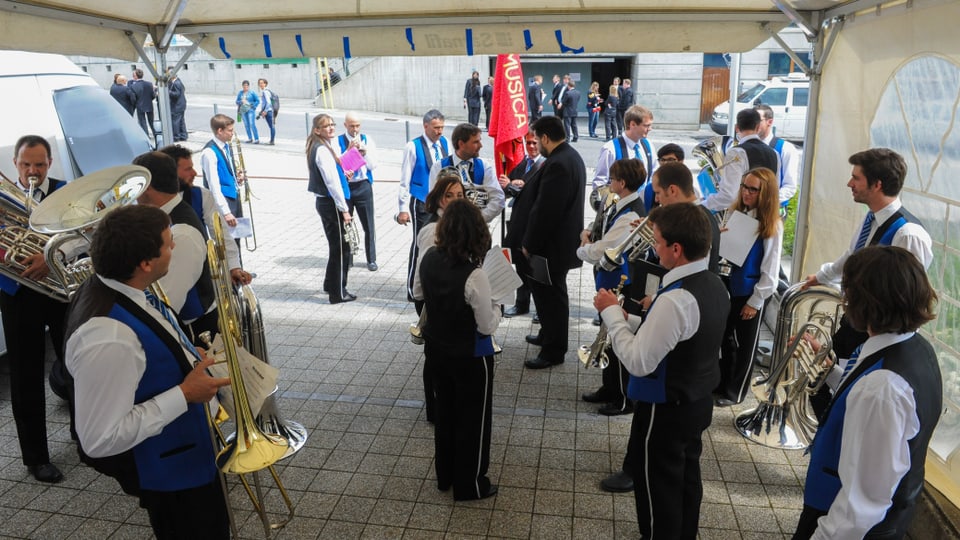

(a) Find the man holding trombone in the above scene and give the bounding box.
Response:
[65,205,231,539]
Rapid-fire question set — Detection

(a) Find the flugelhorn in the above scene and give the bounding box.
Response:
[601,217,654,271]
[578,275,628,369]
[230,135,258,252]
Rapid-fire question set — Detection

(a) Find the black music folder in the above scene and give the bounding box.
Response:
[527,254,552,286]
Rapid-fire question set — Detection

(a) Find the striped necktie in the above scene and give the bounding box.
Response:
[633,143,641,159]
[458,160,472,184]
[145,290,202,363]
[854,213,875,250]
[432,142,441,162]
[839,345,863,383]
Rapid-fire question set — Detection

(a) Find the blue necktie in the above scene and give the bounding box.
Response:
[633,143,641,159]
[854,213,875,250]
[145,290,202,363]
[458,160,472,184]
[840,344,863,383]
[524,158,533,175]
[432,142,441,162]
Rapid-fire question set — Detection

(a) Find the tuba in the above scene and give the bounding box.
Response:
[577,275,628,369]
[692,136,739,196]
[734,284,843,449]
[0,166,149,302]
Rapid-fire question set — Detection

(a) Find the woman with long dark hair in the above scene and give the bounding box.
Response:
[306,113,355,303]
[417,199,500,501]
[715,167,782,405]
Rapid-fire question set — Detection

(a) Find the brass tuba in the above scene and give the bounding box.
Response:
[692,136,739,195]
[734,284,843,449]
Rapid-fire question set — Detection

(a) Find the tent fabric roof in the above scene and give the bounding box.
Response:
[0,0,856,60]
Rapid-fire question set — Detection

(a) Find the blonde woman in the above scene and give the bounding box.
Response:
[604,85,619,140]
[586,81,602,138]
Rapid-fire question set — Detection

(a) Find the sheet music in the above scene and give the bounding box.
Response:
[719,211,759,267]
[228,217,254,239]
[339,147,367,173]
[207,333,279,419]
[483,245,523,304]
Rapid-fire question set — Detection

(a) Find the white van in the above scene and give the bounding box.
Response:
[0,51,152,183]
[709,73,810,142]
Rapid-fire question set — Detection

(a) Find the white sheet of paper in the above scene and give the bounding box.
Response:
[228,217,254,239]
[719,211,759,267]
[483,245,523,304]
[207,333,279,419]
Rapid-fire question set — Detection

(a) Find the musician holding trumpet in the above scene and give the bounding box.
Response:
[65,205,231,539]
[577,158,647,417]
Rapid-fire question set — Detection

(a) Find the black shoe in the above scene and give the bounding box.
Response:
[504,305,529,317]
[581,390,610,403]
[714,397,738,408]
[346,292,357,301]
[330,294,356,304]
[598,402,634,416]
[367,262,379,271]
[532,312,540,324]
[571,138,579,143]
[600,470,633,493]
[267,141,275,146]
[524,356,563,369]
[525,334,543,346]
[455,484,498,501]
[28,463,63,483]
[592,314,602,326]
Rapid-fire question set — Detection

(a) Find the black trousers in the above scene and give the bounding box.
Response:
[136,109,155,137]
[347,181,377,265]
[0,288,67,466]
[430,348,495,501]
[171,109,187,141]
[511,251,532,310]
[600,352,631,409]
[468,106,481,126]
[616,109,626,136]
[484,106,492,130]
[563,116,579,140]
[718,295,764,403]
[141,479,230,540]
[628,397,713,539]
[315,197,351,300]
[527,267,570,362]
[406,198,432,302]
[604,115,618,139]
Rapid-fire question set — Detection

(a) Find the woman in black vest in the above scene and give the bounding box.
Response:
[417,199,501,501]
[715,167,782,406]
[411,169,464,422]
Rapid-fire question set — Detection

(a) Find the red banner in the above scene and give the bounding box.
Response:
[489,54,529,177]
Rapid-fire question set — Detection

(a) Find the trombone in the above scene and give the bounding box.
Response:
[230,135,258,252]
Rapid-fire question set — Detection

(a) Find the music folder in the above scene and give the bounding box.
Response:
[527,254,552,286]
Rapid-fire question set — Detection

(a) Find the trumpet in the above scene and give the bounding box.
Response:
[578,275,628,369]
[230,135,258,252]
[601,217,655,271]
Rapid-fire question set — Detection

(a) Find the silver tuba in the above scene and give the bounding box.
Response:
[734,284,844,449]
[692,136,739,195]
[601,217,655,271]
[0,166,149,302]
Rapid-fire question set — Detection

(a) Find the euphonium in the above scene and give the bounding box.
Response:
[578,275,628,369]
[734,284,843,449]
[602,217,654,271]
[692,136,740,194]
[462,180,491,209]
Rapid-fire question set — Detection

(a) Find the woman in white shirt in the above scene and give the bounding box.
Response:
[715,167,782,406]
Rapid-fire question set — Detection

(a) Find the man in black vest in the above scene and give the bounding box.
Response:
[793,246,941,539]
[595,203,729,539]
[0,135,69,483]
[704,108,780,212]
[133,152,219,340]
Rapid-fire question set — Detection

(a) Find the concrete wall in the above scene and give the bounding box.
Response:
[632,53,705,129]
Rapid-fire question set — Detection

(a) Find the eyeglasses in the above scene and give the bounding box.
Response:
[740,183,761,194]
[658,157,679,163]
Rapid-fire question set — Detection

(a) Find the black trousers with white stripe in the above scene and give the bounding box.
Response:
[718,295,765,403]
[627,396,713,539]
[429,348,495,501]
[315,197,351,300]
[406,198,432,305]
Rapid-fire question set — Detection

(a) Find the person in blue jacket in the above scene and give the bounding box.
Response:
[235,80,260,144]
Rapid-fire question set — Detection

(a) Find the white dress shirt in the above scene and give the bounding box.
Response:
[312,141,349,212]
[592,135,657,189]
[200,139,235,217]
[704,134,780,212]
[601,259,709,377]
[577,191,641,266]
[427,155,505,223]
[66,276,194,458]
[398,135,445,212]
[195,185,242,271]
[815,198,933,286]
[156,194,206,313]
[347,133,377,182]
[813,332,920,540]
[762,132,800,204]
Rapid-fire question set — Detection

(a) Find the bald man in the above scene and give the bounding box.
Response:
[338,113,379,271]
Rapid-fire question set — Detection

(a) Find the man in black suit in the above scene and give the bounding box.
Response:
[482,77,494,131]
[549,74,563,116]
[617,79,635,138]
[561,80,581,143]
[110,74,136,115]
[167,69,188,142]
[129,68,156,138]
[527,75,543,122]
[504,116,586,369]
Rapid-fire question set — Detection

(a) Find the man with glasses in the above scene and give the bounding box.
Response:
[703,109,779,212]
[593,105,657,196]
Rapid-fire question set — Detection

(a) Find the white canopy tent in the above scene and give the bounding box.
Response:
[1,0,957,507]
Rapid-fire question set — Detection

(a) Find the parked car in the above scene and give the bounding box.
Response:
[710,73,810,142]
[0,50,152,183]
